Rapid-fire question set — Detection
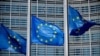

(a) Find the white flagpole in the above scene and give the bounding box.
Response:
[27,0,31,56]
[36,0,38,56]
[88,0,92,56]
[10,0,12,29]
[63,0,69,56]
[45,0,47,56]
[9,0,12,55]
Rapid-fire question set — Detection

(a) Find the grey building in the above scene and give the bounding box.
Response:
[0,0,64,56]
[0,0,100,56]
[0,0,27,56]
[30,0,64,56]
[68,0,100,56]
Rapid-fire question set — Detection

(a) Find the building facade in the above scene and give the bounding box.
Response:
[0,0,64,56]
[0,0,27,56]
[68,0,100,56]
[30,0,64,56]
[0,0,100,56]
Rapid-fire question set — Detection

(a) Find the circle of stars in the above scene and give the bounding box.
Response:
[36,23,57,43]
[72,16,82,33]
[8,35,21,50]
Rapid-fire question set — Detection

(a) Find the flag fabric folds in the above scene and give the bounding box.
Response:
[0,24,26,54]
[31,6,100,46]
[68,6,100,36]
[31,16,64,46]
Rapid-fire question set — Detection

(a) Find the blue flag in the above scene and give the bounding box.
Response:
[0,24,26,54]
[31,16,64,46]
[31,6,100,46]
[68,6,100,36]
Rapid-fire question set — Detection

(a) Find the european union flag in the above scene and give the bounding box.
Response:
[0,24,26,54]
[68,6,100,36]
[31,16,64,46]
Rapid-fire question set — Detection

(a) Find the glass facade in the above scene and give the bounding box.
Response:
[68,0,100,56]
[0,0,64,56]
[30,0,64,56]
[0,0,100,56]
[0,0,27,56]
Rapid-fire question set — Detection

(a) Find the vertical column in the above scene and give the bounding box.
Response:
[9,0,12,55]
[63,0,69,56]
[45,0,47,56]
[54,1,56,56]
[10,0,12,29]
[36,0,39,56]
[27,0,31,56]
[88,0,92,56]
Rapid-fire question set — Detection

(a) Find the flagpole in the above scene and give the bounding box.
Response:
[36,0,39,56]
[45,0,47,56]
[63,0,69,56]
[88,0,92,56]
[9,0,12,55]
[10,0,12,29]
[54,1,57,56]
[27,0,31,56]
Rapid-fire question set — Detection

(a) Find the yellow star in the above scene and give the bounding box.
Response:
[40,39,43,41]
[8,41,11,44]
[11,45,13,48]
[53,35,56,38]
[77,17,79,19]
[49,25,52,27]
[54,31,57,34]
[50,39,53,42]
[53,28,56,30]
[37,26,40,29]
[73,19,75,21]
[45,40,48,43]
[40,24,43,26]
[14,36,16,39]
[37,35,40,38]
[17,39,19,42]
